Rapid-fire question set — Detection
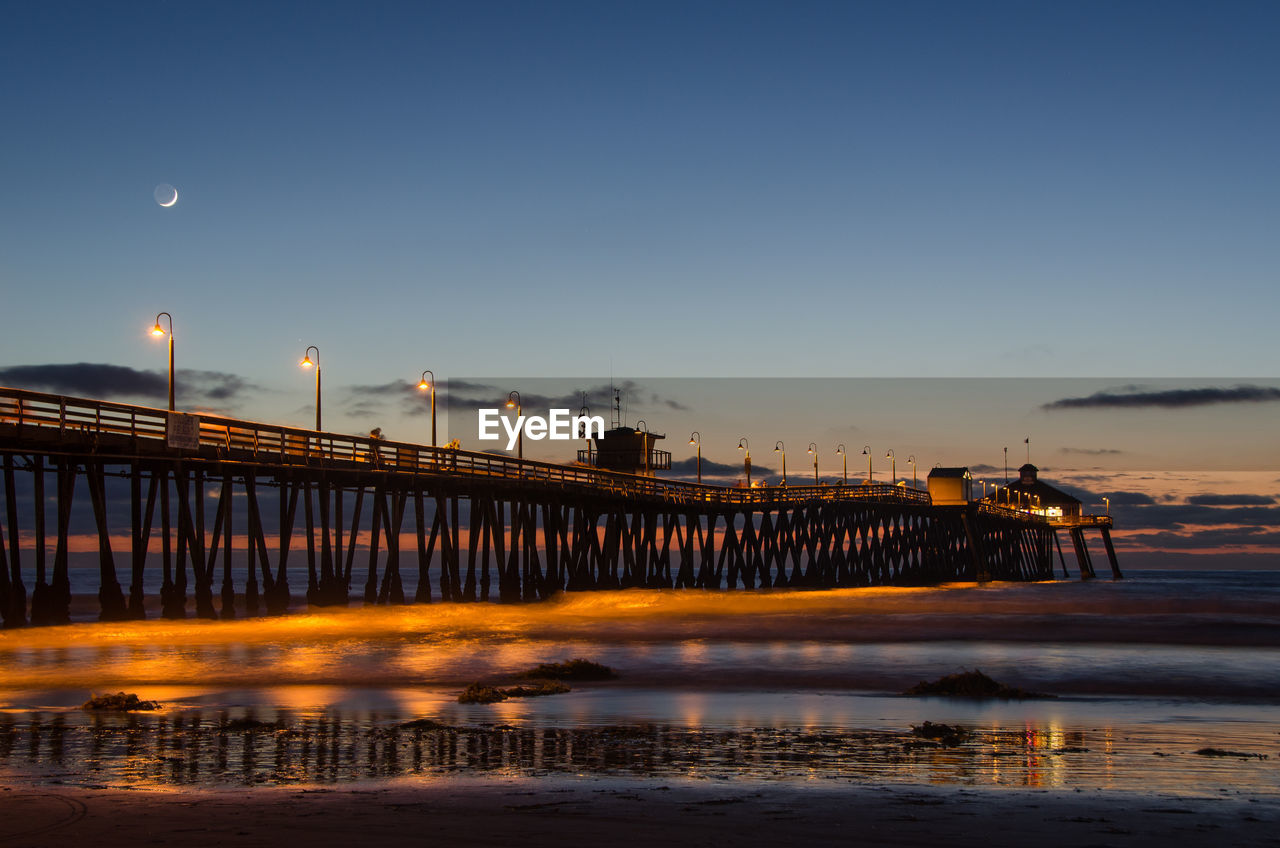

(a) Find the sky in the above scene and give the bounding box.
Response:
[3,0,1280,566]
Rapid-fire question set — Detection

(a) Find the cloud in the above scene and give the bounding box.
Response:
[1123,527,1280,550]
[667,457,776,478]
[184,371,254,403]
[1058,447,1124,456]
[1111,503,1280,531]
[1,362,166,398]
[1099,491,1157,505]
[0,363,255,407]
[1042,384,1280,410]
[1187,493,1276,506]
[445,380,690,420]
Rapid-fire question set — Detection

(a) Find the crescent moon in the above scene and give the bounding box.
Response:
[155,184,178,207]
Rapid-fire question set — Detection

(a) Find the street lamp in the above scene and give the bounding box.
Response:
[581,395,593,467]
[505,391,522,460]
[907,455,917,489]
[862,445,872,483]
[689,431,702,484]
[774,440,786,486]
[416,370,437,447]
[299,346,321,431]
[835,444,847,485]
[1103,496,1110,516]
[738,438,751,488]
[886,449,896,486]
[636,419,650,475]
[149,312,175,411]
[808,442,818,484]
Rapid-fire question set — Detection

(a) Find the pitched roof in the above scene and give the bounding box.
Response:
[1002,478,1081,505]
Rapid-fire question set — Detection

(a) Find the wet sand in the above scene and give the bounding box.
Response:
[3,778,1277,848]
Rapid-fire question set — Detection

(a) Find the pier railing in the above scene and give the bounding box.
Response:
[0,387,939,510]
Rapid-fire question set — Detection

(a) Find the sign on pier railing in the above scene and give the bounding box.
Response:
[166,413,201,450]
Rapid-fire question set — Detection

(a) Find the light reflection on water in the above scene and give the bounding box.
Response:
[3,635,1278,700]
[0,696,1276,794]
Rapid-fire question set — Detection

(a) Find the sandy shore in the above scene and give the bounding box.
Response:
[2,778,1277,848]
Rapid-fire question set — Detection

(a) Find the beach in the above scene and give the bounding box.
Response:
[4,779,1278,848]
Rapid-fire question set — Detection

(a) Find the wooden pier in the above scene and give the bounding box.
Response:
[1,387,1081,626]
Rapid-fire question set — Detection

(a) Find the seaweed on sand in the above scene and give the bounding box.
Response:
[903,669,1051,700]
[400,718,453,730]
[518,659,618,681]
[458,684,509,704]
[910,721,969,747]
[457,680,573,704]
[82,692,161,711]
[501,680,571,698]
[1194,748,1268,760]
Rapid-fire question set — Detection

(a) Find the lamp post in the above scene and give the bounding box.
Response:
[416,370,437,447]
[505,390,522,460]
[886,449,896,486]
[636,420,650,475]
[907,455,917,489]
[835,444,847,485]
[774,441,786,486]
[738,438,751,488]
[149,312,175,411]
[300,346,321,431]
[689,432,702,484]
[1103,496,1110,516]
[862,445,872,483]
[808,442,818,484]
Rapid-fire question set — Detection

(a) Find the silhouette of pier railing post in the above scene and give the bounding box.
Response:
[0,387,1069,627]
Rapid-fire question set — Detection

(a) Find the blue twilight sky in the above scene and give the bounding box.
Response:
[3,1,1280,434]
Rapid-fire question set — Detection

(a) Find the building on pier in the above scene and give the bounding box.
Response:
[996,464,1081,520]
[926,467,972,506]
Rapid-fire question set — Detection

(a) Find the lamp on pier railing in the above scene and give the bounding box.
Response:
[299,346,321,431]
[636,419,650,475]
[1103,496,1110,516]
[886,449,896,486]
[862,445,872,483]
[738,438,751,488]
[774,440,786,486]
[505,390,522,460]
[808,442,818,484]
[149,312,175,411]
[581,394,593,467]
[689,431,702,484]
[416,370,437,447]
[907,454,917,489]
[835,444,847,485]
